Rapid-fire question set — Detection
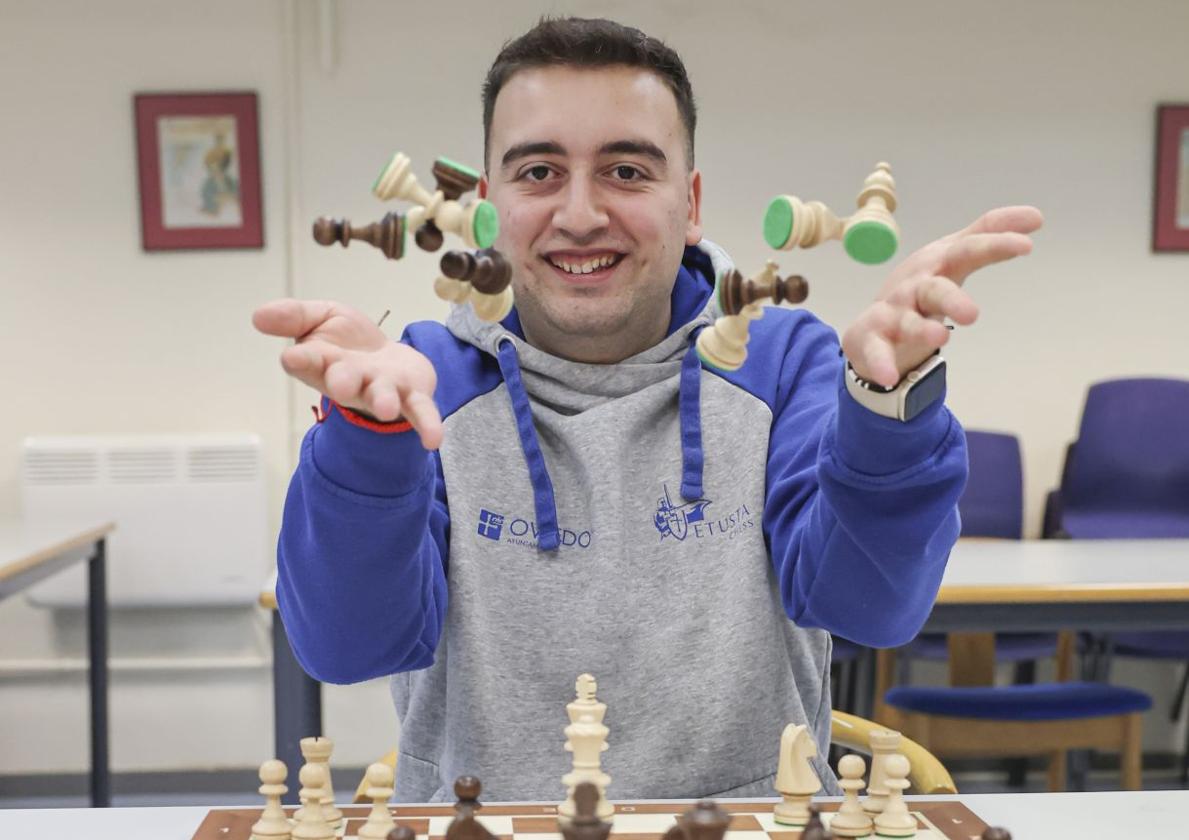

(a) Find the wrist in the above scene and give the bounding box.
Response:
[843,352,946,421]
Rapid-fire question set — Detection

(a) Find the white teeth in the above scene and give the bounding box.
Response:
[550,255,617,274]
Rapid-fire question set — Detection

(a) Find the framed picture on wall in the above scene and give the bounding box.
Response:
[1152,103,1189,252]
[134,91,263,251]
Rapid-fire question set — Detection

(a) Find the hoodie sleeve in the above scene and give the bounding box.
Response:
[276,399,449,683]
[760,314,967,647]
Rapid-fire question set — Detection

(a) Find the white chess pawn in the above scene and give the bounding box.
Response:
[872,753,916,838]
[297,737,343,830]
[250,759,291,840]
[773,724,821,826]
[292,764,335,840]
[829,754,874,838]
[357,762,397,840]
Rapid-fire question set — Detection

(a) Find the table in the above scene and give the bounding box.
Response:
[261,539,1189,789]
[0,517,116,807]
[1,791,1187,838]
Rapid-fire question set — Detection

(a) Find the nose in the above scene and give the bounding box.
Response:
[552,176,609,240]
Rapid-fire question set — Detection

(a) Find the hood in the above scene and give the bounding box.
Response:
[442,240,736,550]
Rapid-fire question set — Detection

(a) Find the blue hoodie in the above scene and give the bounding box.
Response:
[276,240,966,803]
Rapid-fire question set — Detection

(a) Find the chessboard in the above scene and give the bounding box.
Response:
[191,799,991,840]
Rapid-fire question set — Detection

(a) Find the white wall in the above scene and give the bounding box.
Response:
[0,0,1186,777]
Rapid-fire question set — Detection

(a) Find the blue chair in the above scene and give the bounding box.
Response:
[1043,377,1189,782]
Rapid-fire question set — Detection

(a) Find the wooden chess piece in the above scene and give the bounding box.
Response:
[357,762,397,840]
[559,781,612,840]
[863,728,902,816]
[798,805,830,840]
[313,213,406,260]
[387,828,416,840]
[830,754,874,838]
[561,674,612,823]
[446,776,498,840]
[298,737,342,831]
[773,723,821,826]
[676,800,731,840]
[981,829,1012,840]
[763,162,899,265]
[291,764,335,840]
[372,152,497,251]
[872,753,915,838]
[695,262,808,372]
[435,248,514,322]
[250,759,291,840]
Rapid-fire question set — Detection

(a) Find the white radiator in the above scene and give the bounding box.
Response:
[20,434,269,608]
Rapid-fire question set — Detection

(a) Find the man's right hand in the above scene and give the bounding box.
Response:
[252,299,443,450]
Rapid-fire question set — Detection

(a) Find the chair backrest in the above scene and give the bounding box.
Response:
[958,430,1023,539]
[1062,378,1189,535]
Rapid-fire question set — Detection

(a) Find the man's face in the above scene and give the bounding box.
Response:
[481,65,702,361]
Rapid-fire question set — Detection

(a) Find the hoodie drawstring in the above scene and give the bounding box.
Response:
[496,339,561,551]
[679,329,706,502]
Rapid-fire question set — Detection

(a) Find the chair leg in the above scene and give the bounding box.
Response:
[1046,750,1067,792]
[1005,660,1038,787]
[1121,713,1143,791]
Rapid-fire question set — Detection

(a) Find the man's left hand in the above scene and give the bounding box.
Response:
[841,205,1044,389]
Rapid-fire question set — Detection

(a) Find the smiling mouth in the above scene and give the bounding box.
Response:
[543,252,626,281]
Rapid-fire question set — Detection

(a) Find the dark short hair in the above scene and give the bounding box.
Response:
[482,17,697,169]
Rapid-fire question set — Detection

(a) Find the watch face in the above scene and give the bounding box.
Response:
[904,360,947,420]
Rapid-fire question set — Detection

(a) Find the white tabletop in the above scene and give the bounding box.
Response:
[0,517,116,601]
[938,538,1189,602]
[2,791,1187,839]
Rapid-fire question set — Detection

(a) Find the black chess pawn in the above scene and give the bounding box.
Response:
[799,805,831,840]
[560,782,612,840]
[677,800,731,840]
[387,827,416,840]
[982,829,1012,840]
[445,776,497,840]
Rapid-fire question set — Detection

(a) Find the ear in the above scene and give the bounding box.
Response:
[478,174,489,199]
[684,168,703,246]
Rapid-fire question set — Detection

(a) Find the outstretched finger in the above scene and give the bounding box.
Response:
[400,389,444,451]
[253,298,337,339]
[961,205,1045,237]
[279,339,344,393]
[940,231,1033,286]
[915,276,980,325]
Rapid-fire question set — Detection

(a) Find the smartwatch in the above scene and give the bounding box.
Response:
[844,354,947,422]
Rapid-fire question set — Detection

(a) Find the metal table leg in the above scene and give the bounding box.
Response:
[87,537,111,807]
[272,611,323,798]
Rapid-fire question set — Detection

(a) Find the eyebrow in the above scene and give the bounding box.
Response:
[499,139,669,170]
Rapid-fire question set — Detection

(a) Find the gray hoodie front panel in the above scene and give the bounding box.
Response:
[388,275,836,802]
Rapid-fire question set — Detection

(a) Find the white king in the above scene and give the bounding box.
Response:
[560,673,613,821]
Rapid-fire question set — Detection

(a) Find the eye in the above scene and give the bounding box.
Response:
[521,164,554,183]
[611,164,644,181]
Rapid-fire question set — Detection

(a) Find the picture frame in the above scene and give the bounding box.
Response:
[134,91,263,251]
[1152,103,1189,253]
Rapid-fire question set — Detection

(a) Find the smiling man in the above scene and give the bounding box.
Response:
[253,17,1042,802]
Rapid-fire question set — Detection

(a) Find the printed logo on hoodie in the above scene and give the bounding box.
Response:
[653,484,756,542]
[476,508,593,549]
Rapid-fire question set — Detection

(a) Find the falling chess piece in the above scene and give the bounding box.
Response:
[872,754,916,838]
[387,828,416,840]
[559,782,613,840]
[313,212,407,260]
[829,754,874,838]
[250,759,291,840]
[764,163,899,265]
[863,728,902,816]
[372,153,499,251]
[695,262,809,372]
[297,737,343,831]
[773,723,821,826]
[981,829,1012,840]
[445,776,499,840]
[357,762,397,840]
[560,674,612,823]
[435,248,514,322]
[675,799,731,840]
[291,764,335,840]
